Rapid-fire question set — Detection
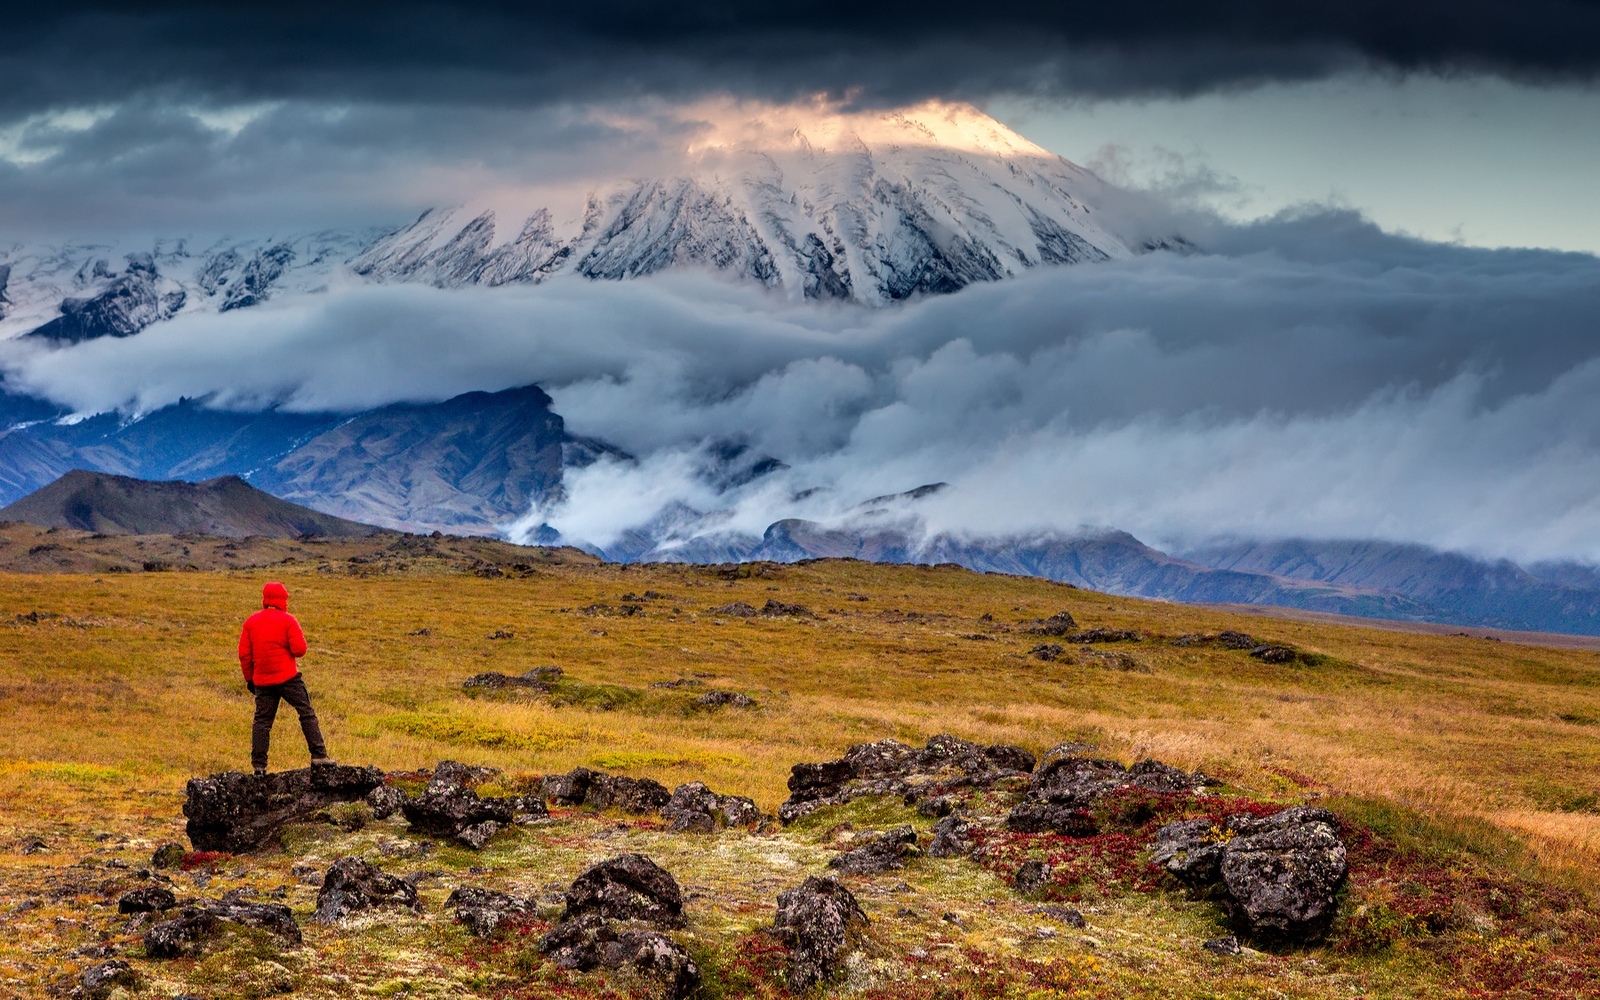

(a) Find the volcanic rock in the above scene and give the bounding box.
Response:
[183,764,385,853]
[462,671,549,692]
[829,826,920,875]
[144,901,303,958]
[400,760,518,849]
[1025,611,1078,636]
[563,854,685,927]
[150,842,185,869]
[1249,645,1301,664]
[540,914,701,1000]
[660,782,762,832]
[772,875,870,993]
[1063,628,1142,644]
[780,734,1035,823]
[927,815,973,858]
[312,856,420,923]
[1005,800,1099,836]
[761,600,814,618]
[543,768,673,813]
[695,690,756,708]
[448,886,534,937]
[366,784,409,820]
[708,602,757,617]
[74,959,140,1000]
[117,885,177,913]
[1014,860,1052,895]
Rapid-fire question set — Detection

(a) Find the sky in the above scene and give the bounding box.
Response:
[4,2,1600,562]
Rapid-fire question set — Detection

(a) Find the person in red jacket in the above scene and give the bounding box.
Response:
[238,581,333,776]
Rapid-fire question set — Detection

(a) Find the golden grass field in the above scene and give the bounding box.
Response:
[2,525,1598,998]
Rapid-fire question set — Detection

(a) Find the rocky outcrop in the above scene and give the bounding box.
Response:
[780,734,1035,823]
[660,782,763,832]
[545,768,673,814]
[183,764,386,852]
[1005,746,1211,835]
[29,254,185,344]
[366,784,409,820]
[74,959,140,1000]
[829,826,920,875]
[1025,612,1078,635]
[540,914,702,1000]
[144,901,303,958]
[927,815,973,858]
[563,854,685,927]
[1152,805,1348,942]
[448,886,535,937]
[117,886,177,914]
[772,876,870,993]
[462,670,552,692]
[312,857,420,923]
[400,760,529,849]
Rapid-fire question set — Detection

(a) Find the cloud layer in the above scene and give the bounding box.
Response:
[8,211,1600,563]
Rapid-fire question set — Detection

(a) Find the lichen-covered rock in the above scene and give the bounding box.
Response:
[583,774,672,814]
[1152,806,1347,942]
[183,764,385,852]
[828,825,920,875]
[462,670,552,692]
[540,914,701,1000]
[543,766,602,805]
[563,854,684,927]
[695,690,756,708]
[1028,755,1128,807]
[118,885,177,913]
[1005,800,1099,836]
[927,815,972,858]
[660,781,762,832]
[150,842,185,869]
[366,783,409,820]
[1014,860,1051,895]
[74,959,140,1000]
[400,760,517,849]
[313,856,419,924]
[144,901,302,958]
[1025,611,1078,635]
[448,886,533,937]
[780,735,1035,823]
[1128,759,1209,794]
[773,875,870,993]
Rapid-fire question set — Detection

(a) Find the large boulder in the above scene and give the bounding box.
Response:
[1152,805,1347,942]
[660,782,763,832]
[312,857,420,924]
[183,764,385,852]
[779,735,1035,823]
[585,774,674,814]
[144,901,302,958]
[772,876,870,993]
[563,854,685,928]
[400,760,520,849]
[927,815,973,858]
[540,914,701,1000]
[448,886,534,937]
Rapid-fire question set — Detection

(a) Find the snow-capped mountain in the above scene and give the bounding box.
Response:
[350,102,1134,305]
[0,103,1144,343]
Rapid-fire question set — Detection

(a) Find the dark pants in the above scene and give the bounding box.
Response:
[251,674,327,771]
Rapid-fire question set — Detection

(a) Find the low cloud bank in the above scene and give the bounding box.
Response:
[7,211,1600,563]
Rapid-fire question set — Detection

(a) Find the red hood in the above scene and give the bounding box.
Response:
[262,581,289,610]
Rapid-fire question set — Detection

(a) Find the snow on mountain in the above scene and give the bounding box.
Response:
[350,102,1135,304]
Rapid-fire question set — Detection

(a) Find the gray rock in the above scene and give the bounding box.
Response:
[144,902,302,958]
[773,875,870,993]
[1014,860,1051,895]
[150,842,185,869]
[1005,801,1098,836]
[1025,611,1078,635]
[448,886,533,937]
[563,854,684,927]
[75,959,139,999]
[660,781,761,831]
[581,774,672,814]
[695,690,756,708]
[312,857,420,924]
[1204,935,1242,955]
[927,815,972,858]
[117,885,176,913]
[828,825,919,875]
[366,784,409,820]
[183,764,385,853]
[400,761,517,849]
[1036,905,1086,927]
[539,914,701,1000]
[780,734,1036,824]
[708,601,757,617]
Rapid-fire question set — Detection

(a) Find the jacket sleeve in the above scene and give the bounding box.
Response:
[238,621,254,684]
[287,615,308,659]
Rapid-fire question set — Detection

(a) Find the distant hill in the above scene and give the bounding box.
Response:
[0,470,380,538]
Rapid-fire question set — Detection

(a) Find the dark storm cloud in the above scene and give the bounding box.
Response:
[5,1,1600,118]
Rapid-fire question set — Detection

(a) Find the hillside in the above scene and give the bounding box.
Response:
[0,553,1597,998]
[0,470,381,538]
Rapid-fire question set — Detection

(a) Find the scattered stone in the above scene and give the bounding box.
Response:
[1249,644,1300,664]
[1153,806,1348,942]
[486,629,515,639]
[708,602,757,617]
[761,600,814,618]
[649,677,704,689]
[18,837,48,854]
[540,914,701,1000]
[1036,905,1086,928]
[313,856,420,924]
[544,768,673,814]
[1029,643,1066,661]
[1083,649,1148,672]
[183,764,385,853]
[1064,628,1142,644]
[462,671,549,692]
[927,815,973,858]
[1014,860,1051,895]
[408,627,433,636]
[144,901,302,958]
[773,875,870,993]
[915,795,955,818]
[448,886,534,937]
[695,690,756,708]
[660,782,762,831]
[563,854,685,927]
[1128,759,1211,794]
[150,842,185,869]
[1005,801,1098,836]
[1025,611,1079,636]
[780,734,1036,823]
[378,838,432,859]
[366,783,409,820]
[117,885,176,913]
[1203,935,1242,956]
[400,760,517,849]
[74,959,139,1000]
[829,825,920,875]
[1217,631,1258,649]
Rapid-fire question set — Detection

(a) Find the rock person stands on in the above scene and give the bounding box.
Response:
[238,582,334,776]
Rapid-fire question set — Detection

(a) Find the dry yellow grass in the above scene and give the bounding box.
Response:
[2,548,1600,998]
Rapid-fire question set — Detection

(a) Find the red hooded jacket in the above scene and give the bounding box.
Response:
[238,582,308,687]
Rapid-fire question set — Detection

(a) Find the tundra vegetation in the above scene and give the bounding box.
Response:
[0,524,1598,998]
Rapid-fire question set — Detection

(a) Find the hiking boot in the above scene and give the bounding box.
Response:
[310,757,337,769]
